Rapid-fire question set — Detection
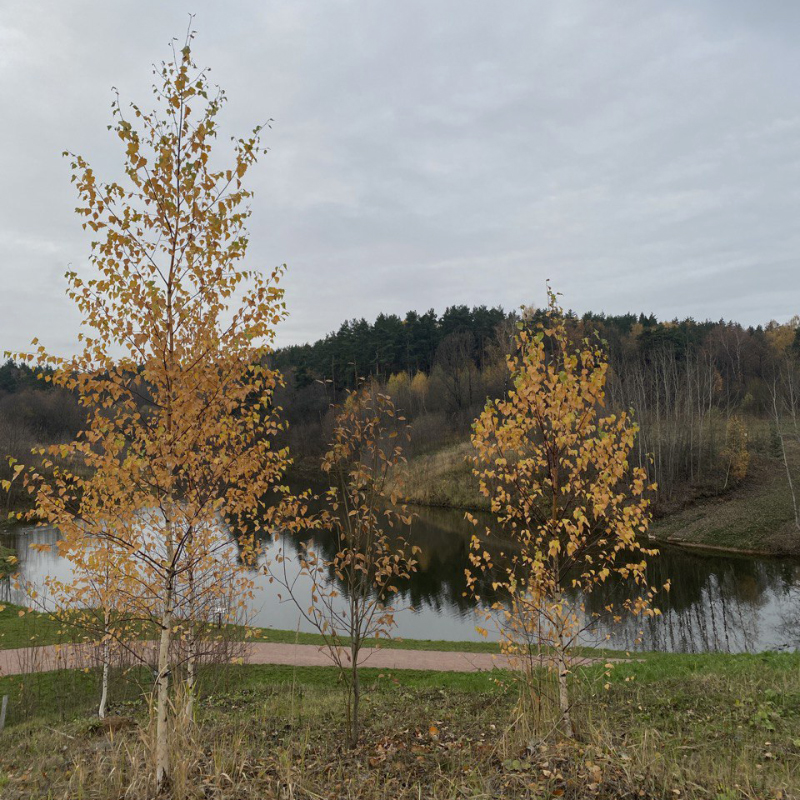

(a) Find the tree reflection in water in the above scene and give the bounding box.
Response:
[3,511,799,653]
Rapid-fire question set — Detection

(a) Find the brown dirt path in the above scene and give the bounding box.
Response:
[0,641,611,677]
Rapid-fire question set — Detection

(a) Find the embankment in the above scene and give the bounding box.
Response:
[391,442,800,557]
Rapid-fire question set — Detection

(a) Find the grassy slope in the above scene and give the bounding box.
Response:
[396,440,800,556]
[0,602,507,653]
[393,441,490,511]
[651,454,799,555]
[0,652,797,798]
[0,603,621,661]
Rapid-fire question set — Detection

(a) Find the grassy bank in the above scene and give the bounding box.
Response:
[0,651,796,798]
[394,440,800,557]
[0,602,620,661]
[393,440,490,511]
[0,602,502,653]
[651,454,800,555]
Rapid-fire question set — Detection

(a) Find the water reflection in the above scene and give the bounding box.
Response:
[2,507,798,653]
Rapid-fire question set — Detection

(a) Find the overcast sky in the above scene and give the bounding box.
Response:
[1,1,799,356]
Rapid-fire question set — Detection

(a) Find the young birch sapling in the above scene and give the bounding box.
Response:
[274,385,417,746]
[6,31,289,791]
[467,289,662,739]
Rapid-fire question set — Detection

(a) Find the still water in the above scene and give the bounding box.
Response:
[2,506,799,653]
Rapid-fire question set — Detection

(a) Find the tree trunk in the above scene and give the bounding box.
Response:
[351,654,360,746]
[99,643,109,719]
[99,607,110,719]
[186,635,196,722]
[778,430,800,531]
[556,642,573,739]
[773,384,800,531]
[156,593,173,792]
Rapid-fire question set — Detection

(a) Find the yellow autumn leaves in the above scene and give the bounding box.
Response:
[466,287,661,737]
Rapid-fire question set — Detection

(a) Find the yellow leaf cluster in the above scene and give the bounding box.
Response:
[467,287,661,689]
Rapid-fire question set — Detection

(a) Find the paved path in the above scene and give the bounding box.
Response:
[243,642,514,672]
[0,641,609,677]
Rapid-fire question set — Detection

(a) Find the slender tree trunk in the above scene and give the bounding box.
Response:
[773,386,800,531]
[555,635,572,739]
[98,604,111,719]
[185,564,197,723]
[351,647,360,746]
[99,641,109,719]
[158,90,179,792]
[783,358,799,434]
[550,479,572,739]
[186,635,196,722]
[156,575,174,792]
[348,588,360,747]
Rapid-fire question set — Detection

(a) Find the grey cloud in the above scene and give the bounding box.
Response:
[1,0,798,358]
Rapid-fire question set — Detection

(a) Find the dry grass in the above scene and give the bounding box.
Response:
[393,441,488,511]
[0,655,797,799]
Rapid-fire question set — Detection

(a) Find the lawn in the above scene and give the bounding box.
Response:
[0,602,637,661]
[0,649,795,798]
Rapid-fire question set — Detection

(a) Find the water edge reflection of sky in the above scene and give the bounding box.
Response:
[3,506,800,654]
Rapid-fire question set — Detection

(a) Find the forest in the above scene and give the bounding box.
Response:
[3,305,799,516]
[274,305,800,509]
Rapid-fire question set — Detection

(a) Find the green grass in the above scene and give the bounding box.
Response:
[0,665,146,727]
[0,662,503,730]
[0,602,505,652]
[2,651,796,729]
[0,603,66,650]
[0,602,634,661]
[0,652,797,798]
[651,452,799,555]
[249,624,504,652]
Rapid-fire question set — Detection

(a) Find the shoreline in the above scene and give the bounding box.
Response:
[402,499,800,560]
[650,534,795,559]
[4,507,797,561]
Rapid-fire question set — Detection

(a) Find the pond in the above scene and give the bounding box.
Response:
[2,505,799,653]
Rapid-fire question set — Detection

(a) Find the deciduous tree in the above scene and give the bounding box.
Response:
[721,414,750,487]
[6,30,288,791]
[467,289,661,738]
[274,385,417,746]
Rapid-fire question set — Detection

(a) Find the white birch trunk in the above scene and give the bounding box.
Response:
[99,642,109,719]
[98,607,110,719]
[156,583,174,791]
[556,642,573,739]
[186,636,196,723]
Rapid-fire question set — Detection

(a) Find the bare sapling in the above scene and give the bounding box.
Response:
[35,540,137,720]
[771,377,800,532]
[273,384,418,746]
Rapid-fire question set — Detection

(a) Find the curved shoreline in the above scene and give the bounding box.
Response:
[649,534,795,559]
[404,500,800,560]
[5,505,797,561]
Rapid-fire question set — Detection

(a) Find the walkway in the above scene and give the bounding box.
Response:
[0,641,609,676]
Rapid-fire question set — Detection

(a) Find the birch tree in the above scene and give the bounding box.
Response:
[467,289,661,738]
[274,386,417,746]
[8,31,288,791]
